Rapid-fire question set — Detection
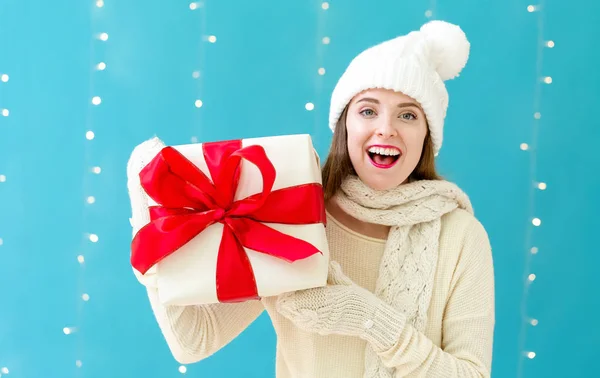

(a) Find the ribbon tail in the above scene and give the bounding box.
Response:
[131,212,217,274]
[226,218,322,262]
[216,224,260,303]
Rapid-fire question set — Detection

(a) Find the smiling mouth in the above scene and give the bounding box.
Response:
[367,146,402,169]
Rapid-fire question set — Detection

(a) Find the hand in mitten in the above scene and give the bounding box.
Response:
[127,137,167,288]
[276,261,405,352]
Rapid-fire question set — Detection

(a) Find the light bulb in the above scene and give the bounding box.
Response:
[530,319,538,326]
[520,143,529,151]
[208,35,217,43]
[195,99,203,108]
[322,37,330,44]
[543,76,552,84]
[305,103,315,111]
[0,174,5,182]
[546,40,555,48]
[528,273,536,281]
[1,74,8,82]
[1,367,8,374]
[318,67,326,75]
[190,2,198,10]
[532,218,541,226]
[527,351,536,359]
[96,0,104,7]
[89,234,99,243]
[86,131,95,140]
[530,247,538,254]
[192,71,200,79]
[77,255,85,263]
[99,32,109,41]
[92,166,102,174]
[2,109,9,117]
[179,365,187,373]
[63,327,73,335]
[425,10,433,17]
[527,5,536,12]
[534,112,541,119]
[321,2,329,10]
[537,182,547,190]
[87,196,96,204]
[97,62,107,70]
[82,293,90,301]
[92,96,102,105]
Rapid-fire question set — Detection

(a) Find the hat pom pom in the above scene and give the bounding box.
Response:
[420,20,470,81]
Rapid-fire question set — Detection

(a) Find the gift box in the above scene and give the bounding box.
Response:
[130,134,330,305]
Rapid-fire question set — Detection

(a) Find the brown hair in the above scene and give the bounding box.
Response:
[321,106,441,201]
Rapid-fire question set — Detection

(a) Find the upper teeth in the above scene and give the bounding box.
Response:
[368,146,400,156]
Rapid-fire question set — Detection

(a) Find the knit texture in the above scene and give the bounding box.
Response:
[128,137,495,377]
[328,20,470,155]
[334,176,473,377]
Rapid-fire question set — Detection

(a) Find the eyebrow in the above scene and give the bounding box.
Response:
[355,97,422,110]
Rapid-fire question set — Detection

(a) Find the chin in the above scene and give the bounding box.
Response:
[357,175,406,192]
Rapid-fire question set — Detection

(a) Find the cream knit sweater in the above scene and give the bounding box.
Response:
[140,207,494,377]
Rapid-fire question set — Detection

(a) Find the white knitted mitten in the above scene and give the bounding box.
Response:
[126,136,167,288]
[276,261,406,352]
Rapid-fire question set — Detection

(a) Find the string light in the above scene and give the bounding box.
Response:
[0,174,6,182]
[192,71,200,79]
[77,255,85,264]
[520,143,529,151]
[195,99,203,108]
[96,62,107,70]
[89,233,99,243]
[86,196,96,204]
[1,74,8,82]
[86,131,95,140]
[0,367,9,374]
[92,166,101,174]
[321,2,329,10]
[92,96,102,105]
[179,366,187,374]
[305,102,315,111]
[425,10,433,18]
[1,109,9,117]
[208,35,217,43]
[82,293,90,301]
[95,0,104,7]
[517,2,550,375]
[322,36,330,44]
[318,67,326,75]
[99,32,109,41]
[63,327,76,335]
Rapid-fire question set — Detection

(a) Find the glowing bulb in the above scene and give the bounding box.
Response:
[534,112,541,119]
[1,367,9,374]
[527,5,536,12]
[528,273,536,281]
[89,234,99,243]
[92,96,102,105]
[99,32,109,41]
[530,319,538,326]
[76,360,83,368]
[0,174,5,182]
[321,2,329,10]
[318,67,326,75]
[527,351,536,359]
[86,131,95,140]
[192,71,200,79]
[425,10,433,18]
[190,2,198,10]
[537,182,546,190]
[96,0,104,7]
[179,365,187,373]
[2,109,9,117]
[63,327,73,335]
[87,196,96,204]
[82,293,90,301]
[520,143,529,151]
[543,76,552,84]
[305,102,315,111]
[532,218,541,226]
[530,247,538,254]
[97,62,106,70]
[195,99,203,108]
[92,166,102,174]
[322,37,330,44]
[546,40,555,48]
[1,74,8,82]
[208,35,217,43]
[77,255,85,263]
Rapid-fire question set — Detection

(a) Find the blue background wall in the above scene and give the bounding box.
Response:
[1,1,598,377]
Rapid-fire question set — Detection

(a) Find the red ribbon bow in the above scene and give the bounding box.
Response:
[130,139,326,302]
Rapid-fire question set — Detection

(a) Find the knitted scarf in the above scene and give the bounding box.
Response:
[333,175,473,378]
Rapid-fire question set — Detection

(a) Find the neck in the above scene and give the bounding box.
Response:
[326,199,390,240]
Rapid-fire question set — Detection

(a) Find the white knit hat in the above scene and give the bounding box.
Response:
[328,20,470,155]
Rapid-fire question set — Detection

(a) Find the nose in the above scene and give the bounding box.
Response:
[375,118,397,139]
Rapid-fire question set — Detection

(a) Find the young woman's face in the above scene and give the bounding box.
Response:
[345,88,428,191]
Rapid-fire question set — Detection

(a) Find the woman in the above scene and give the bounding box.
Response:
[127,20,494,378]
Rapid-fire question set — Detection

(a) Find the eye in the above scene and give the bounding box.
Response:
[359,108,376,117]
[400,112,417,121]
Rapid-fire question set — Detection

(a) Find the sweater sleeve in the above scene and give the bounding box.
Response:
[127,137,265,364]
[375,219,495,377]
